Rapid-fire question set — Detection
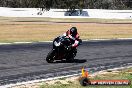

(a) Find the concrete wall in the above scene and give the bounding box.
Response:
[0,7,132,19]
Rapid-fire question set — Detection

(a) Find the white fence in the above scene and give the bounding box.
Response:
[0,7,132,19]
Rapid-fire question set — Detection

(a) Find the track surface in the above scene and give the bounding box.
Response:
[0,40,132,86]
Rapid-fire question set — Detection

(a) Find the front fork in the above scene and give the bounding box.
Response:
[54,47,65,60]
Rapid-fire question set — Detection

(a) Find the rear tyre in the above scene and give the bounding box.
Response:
[66,53,74,63]
[66,48,77,62]
[66,57,74,63]
[46,50,55,63]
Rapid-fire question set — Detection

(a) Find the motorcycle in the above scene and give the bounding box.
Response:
[46,36,82,63]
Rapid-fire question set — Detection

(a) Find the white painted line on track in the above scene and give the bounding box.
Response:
[39,41,52,43]
[13,42,32,44]
[0,43,12,45]
[0,74,80,88]
[118,38,132,40]
[83,38,132,41]
[91,65,132,77]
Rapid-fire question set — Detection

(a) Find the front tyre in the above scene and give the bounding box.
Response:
[46,50,55,63]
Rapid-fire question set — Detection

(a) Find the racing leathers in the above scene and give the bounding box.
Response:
[62,29,80,48]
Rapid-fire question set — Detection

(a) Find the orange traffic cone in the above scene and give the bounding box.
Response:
[80,67,90,86]
[81,67,89,78]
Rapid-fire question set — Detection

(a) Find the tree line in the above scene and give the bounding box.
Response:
[0,0,132,10]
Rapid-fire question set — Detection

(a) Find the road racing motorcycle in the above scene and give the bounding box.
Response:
[46,36,82,63]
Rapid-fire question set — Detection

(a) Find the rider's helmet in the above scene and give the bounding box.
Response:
[70,27,77,37]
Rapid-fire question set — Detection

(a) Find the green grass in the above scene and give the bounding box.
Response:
[39,68,132,88]
[40,83,131,88]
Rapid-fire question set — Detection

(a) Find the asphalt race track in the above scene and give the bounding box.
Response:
[0,40,132,86]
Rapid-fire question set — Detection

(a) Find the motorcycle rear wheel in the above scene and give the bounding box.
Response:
[66,53,74,62]
[66,49,77,62]
[46,50,56,63]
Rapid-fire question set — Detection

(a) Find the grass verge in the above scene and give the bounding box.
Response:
[11,67,132,88]
[39,68,132,88]
[0,17,132,43]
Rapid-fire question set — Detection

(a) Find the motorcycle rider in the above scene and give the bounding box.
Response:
[62,27,80,49]
[46,27,81,63]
